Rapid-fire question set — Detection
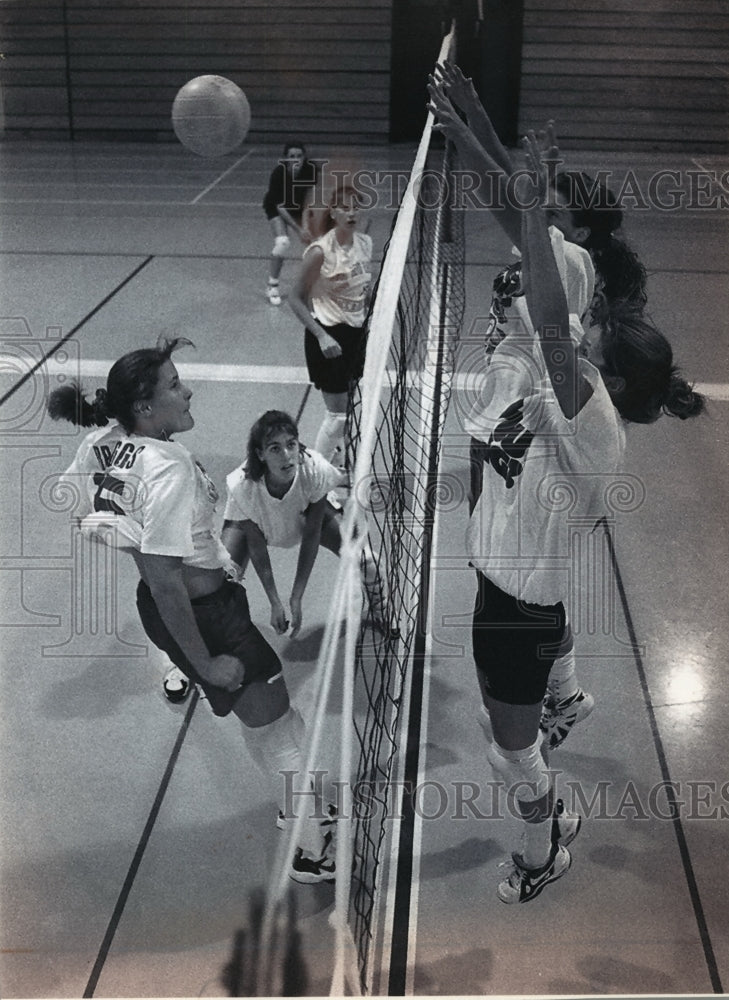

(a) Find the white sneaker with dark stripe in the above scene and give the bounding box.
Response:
[162,664,191,703]
[497,843,572,904]
[290,829,336,884]
[540,688,594,749]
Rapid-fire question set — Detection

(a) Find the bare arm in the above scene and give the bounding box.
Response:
[137,553,244,690]
[288,246,343,358]
[289,496,328,638]
[435,61,514,176]
[222,519,288,634]
[276,204,304,241]
[427,77,522,247]
[521,132,593,420]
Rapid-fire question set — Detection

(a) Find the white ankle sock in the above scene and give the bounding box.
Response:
[520,816,552,869]
[547,648,579,703]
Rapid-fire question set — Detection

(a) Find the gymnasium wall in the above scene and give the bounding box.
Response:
[0,0,392,144]
[518,0,729,152]
[1,0,727,150]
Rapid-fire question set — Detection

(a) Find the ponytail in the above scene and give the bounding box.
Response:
[599,306,705,424]
[47,381,109,427]
[590,235,648,321]
[663,370,706,420]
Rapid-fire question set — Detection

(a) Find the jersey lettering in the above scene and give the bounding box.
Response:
[92,441,146,470]
[92,472,127,514]
[484,399,534,489]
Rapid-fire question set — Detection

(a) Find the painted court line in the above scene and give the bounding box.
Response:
[5,356,728,403]
[190,149,253,204]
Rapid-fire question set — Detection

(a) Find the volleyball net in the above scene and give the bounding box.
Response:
[256,26,466,996]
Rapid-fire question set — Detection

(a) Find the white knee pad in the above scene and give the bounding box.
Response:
[315,410,347,465]
[271,233,291,258]
[486,738,550,802]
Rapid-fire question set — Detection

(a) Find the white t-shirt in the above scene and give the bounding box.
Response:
[61,423,228,569]
[224,448,342,549]
[306,228,372,327]
[466,358,626,607]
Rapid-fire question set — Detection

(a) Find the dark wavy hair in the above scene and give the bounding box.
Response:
[599,305,705,423]
[47,337,193,433]
[554,171,648,321]
[245,410,304,481]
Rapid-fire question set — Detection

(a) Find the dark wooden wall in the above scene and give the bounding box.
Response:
[518,0,729,152]
[0,0,392,144]
[1,0,727,150]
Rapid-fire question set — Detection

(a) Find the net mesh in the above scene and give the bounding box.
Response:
[343,134,466,992]
[254,28,467,997]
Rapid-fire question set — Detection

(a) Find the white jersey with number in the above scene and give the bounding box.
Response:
[224,448,342,549]
[61,423,228,569]
[307,229,372,327]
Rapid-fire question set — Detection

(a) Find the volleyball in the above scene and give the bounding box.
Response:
[171,75,251,157]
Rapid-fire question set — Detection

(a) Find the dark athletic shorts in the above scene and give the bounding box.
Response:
[304,321,366,393]
[471,571,566,706]
[136,578,282,717]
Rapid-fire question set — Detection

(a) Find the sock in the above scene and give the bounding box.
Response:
[314,410,346,466]
[520,814,553,869]
[547,648,579,703]
[267,277,279,287]
[241,707,325,859]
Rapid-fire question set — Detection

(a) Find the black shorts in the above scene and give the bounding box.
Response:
[471,571,566,706]
[136,579,282,717]
[304,322,366,394]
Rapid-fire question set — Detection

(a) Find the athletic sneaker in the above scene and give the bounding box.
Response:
[552,797,581,848]
[540,688,595,750]
[289,831,336,884]
[497,843,571,904]
[162,664,191,704]
[266,283,282,306]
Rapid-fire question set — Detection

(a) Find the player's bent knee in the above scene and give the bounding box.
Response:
[486,737,550,803]
[271,234,291,258]
[235,674,290,728]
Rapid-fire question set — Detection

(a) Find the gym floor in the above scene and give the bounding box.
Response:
[0,138,727,998]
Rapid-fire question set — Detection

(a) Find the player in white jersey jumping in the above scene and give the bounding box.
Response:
[48,337,335,883]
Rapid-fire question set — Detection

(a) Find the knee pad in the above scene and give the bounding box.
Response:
[315,411,347,464]
[486,738,550,802]
[271,234,291,258]
[322,410,346,435]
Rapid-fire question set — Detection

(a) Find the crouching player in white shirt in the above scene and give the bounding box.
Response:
[221,409,398,640]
